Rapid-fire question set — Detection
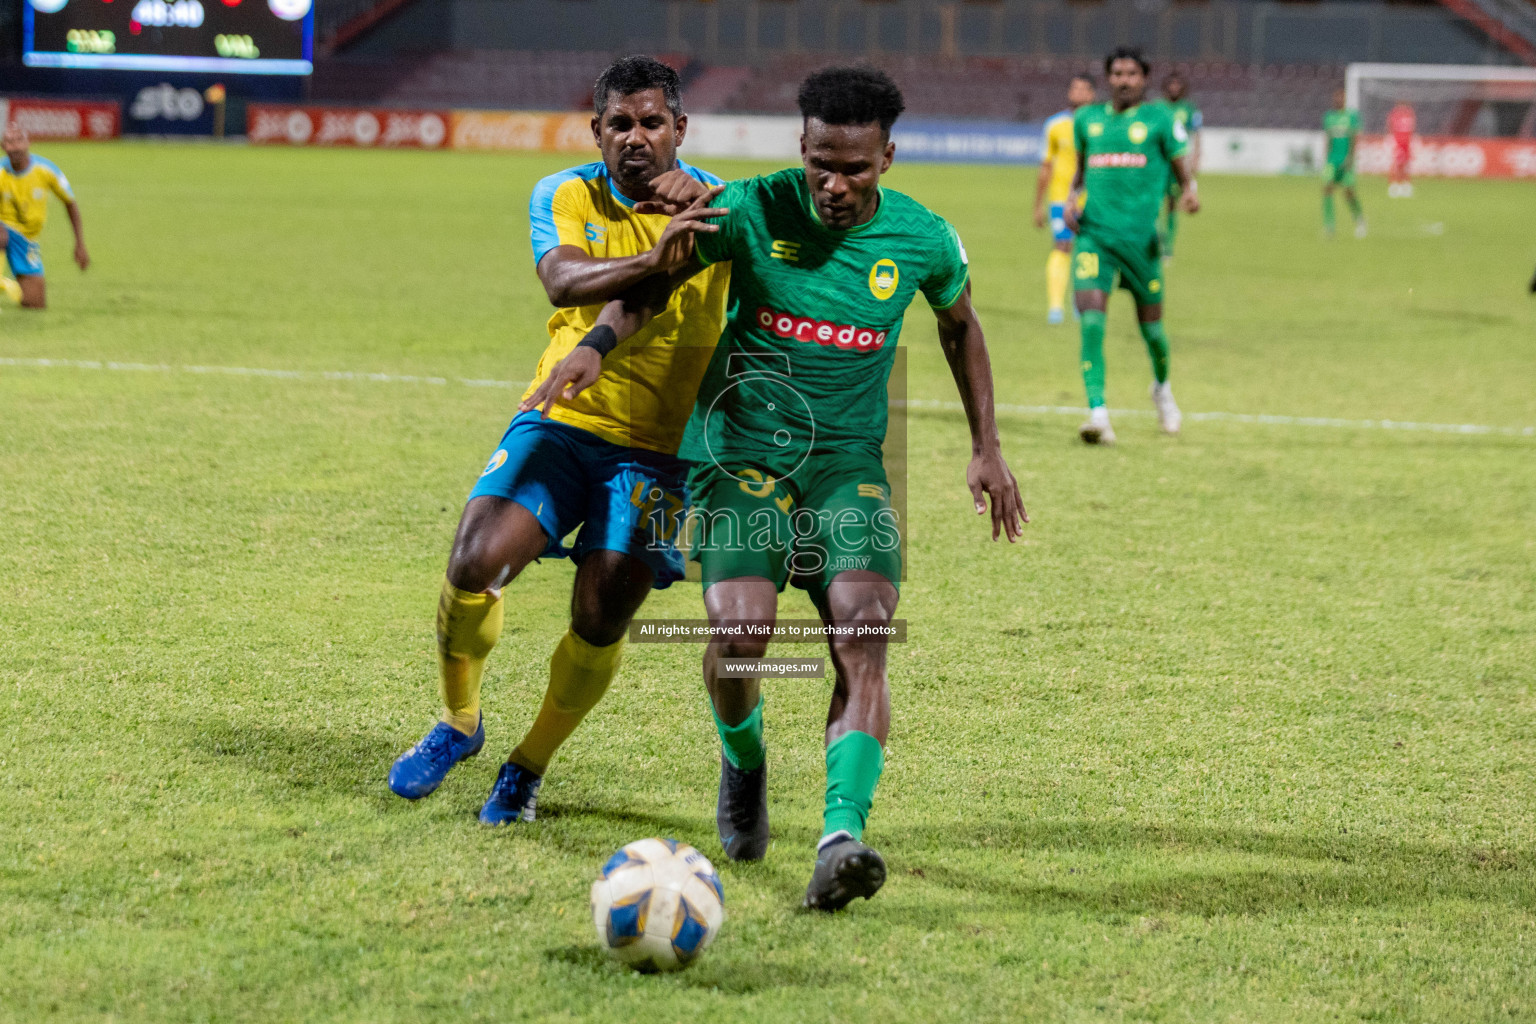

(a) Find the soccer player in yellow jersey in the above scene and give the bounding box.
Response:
[388,56,731,824]
[1033,74,1095,325]
[1,125,89,309]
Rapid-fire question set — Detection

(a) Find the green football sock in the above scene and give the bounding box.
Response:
[1323,192,1336,233]
[1163,207,1179,257]
[1139,320,1171,384]
[1079,309,1108,409]
[1345,193,1363,222]
[713,694,765,772]
[822,730,885,842]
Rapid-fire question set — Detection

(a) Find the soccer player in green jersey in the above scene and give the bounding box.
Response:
[1065,47,1199,445]
[526,66,1027,912]
[1322,89,1367,239]
[1157,71,1201,261]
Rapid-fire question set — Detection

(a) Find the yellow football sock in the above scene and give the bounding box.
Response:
[1046,249,1071,312]
[508,629,625,776]
[1,277,21,305]
[437,578,503,736]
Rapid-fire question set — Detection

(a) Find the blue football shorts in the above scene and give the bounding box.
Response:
[5,227,43,277]
[1048,202,1074,244]
[467,411,690,588]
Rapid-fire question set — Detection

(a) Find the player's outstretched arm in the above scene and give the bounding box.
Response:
[1063,161,1086,233]
[1033,158,1052,229]
[66,201,89,271]
[933,284,1028,541]
[633,168,712,216]
[536,185,726,307]
[1170,156,1200,215]
[518,255,708,419]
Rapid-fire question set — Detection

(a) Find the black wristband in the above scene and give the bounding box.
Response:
[575,324,619,359]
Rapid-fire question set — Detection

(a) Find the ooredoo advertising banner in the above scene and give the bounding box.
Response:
[1,97,121,139]
[247,104,449,148]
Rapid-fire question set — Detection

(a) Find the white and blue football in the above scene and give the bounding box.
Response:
[590,838,724,972]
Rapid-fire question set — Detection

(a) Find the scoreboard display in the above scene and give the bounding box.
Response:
[23,0,313,74]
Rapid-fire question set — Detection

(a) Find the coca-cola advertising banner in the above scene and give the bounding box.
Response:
[247,104,449,149]
[0,97,121,140]
[1357,135,1536,179]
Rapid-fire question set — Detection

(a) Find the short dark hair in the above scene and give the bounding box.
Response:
[1163,70,1186,86]
[1104,46,1150,77]
[797,65,906,136]
[1070,73,1095,88]
[593,55,682,120]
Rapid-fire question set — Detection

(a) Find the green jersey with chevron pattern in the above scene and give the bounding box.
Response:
[683,168,969,472]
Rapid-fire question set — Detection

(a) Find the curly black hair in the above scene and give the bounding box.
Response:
[1103,46,1150,77]
[594,55,682,119]
[797,65,906,136]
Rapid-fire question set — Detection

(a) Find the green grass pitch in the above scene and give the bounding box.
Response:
[2,142,1535,1022]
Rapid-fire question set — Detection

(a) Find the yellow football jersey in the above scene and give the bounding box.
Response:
[526,160,730,455]
[1,154,75,239]
[1042,111,1077,204]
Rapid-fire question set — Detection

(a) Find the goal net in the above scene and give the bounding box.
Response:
[1346,62,1536,138]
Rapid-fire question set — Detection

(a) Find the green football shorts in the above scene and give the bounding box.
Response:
[688,450,902,597]
[1323,161,1356,187]
[1072,228,1165,306]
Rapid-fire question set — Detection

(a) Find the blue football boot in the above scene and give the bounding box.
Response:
[479,761,543,826]
[388,717,484,800]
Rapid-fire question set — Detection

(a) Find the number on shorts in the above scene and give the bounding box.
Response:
[1075,252,1099,279]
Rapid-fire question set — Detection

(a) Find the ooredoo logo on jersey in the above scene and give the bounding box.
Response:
[755,307,891,352]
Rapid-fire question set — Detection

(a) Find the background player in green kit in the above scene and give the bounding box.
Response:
[1157,71,1201,261]
[1322,88,1367,240]
[528,66,1027,912]
[1065,47,1199,446]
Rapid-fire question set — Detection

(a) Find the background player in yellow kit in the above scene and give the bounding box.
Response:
[1034,74,1095,325]
[387,56,730,825]
[1,125,89,309]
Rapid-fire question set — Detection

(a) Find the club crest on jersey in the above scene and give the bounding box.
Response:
[756,306,890,352]
[1088,123,1104,137]
[868,259,899,301]
[1128,122,1148,144]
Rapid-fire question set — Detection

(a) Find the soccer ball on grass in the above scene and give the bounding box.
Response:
[590,838,724,972]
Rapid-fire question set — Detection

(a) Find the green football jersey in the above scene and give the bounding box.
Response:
[1323,107,1361,166]
[1161,97,1203,134]
[1074,101,1188,241]
[681,168,969,472]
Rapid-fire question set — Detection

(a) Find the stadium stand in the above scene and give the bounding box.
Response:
[310,50,1342,130]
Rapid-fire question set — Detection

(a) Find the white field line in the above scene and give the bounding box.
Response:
[3,356,1532,439]
[900,399,1536,438]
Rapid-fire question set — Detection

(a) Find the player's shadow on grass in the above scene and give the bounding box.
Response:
[895,818,1533,921]
[541,942,842,992]
[185,718,404,799]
